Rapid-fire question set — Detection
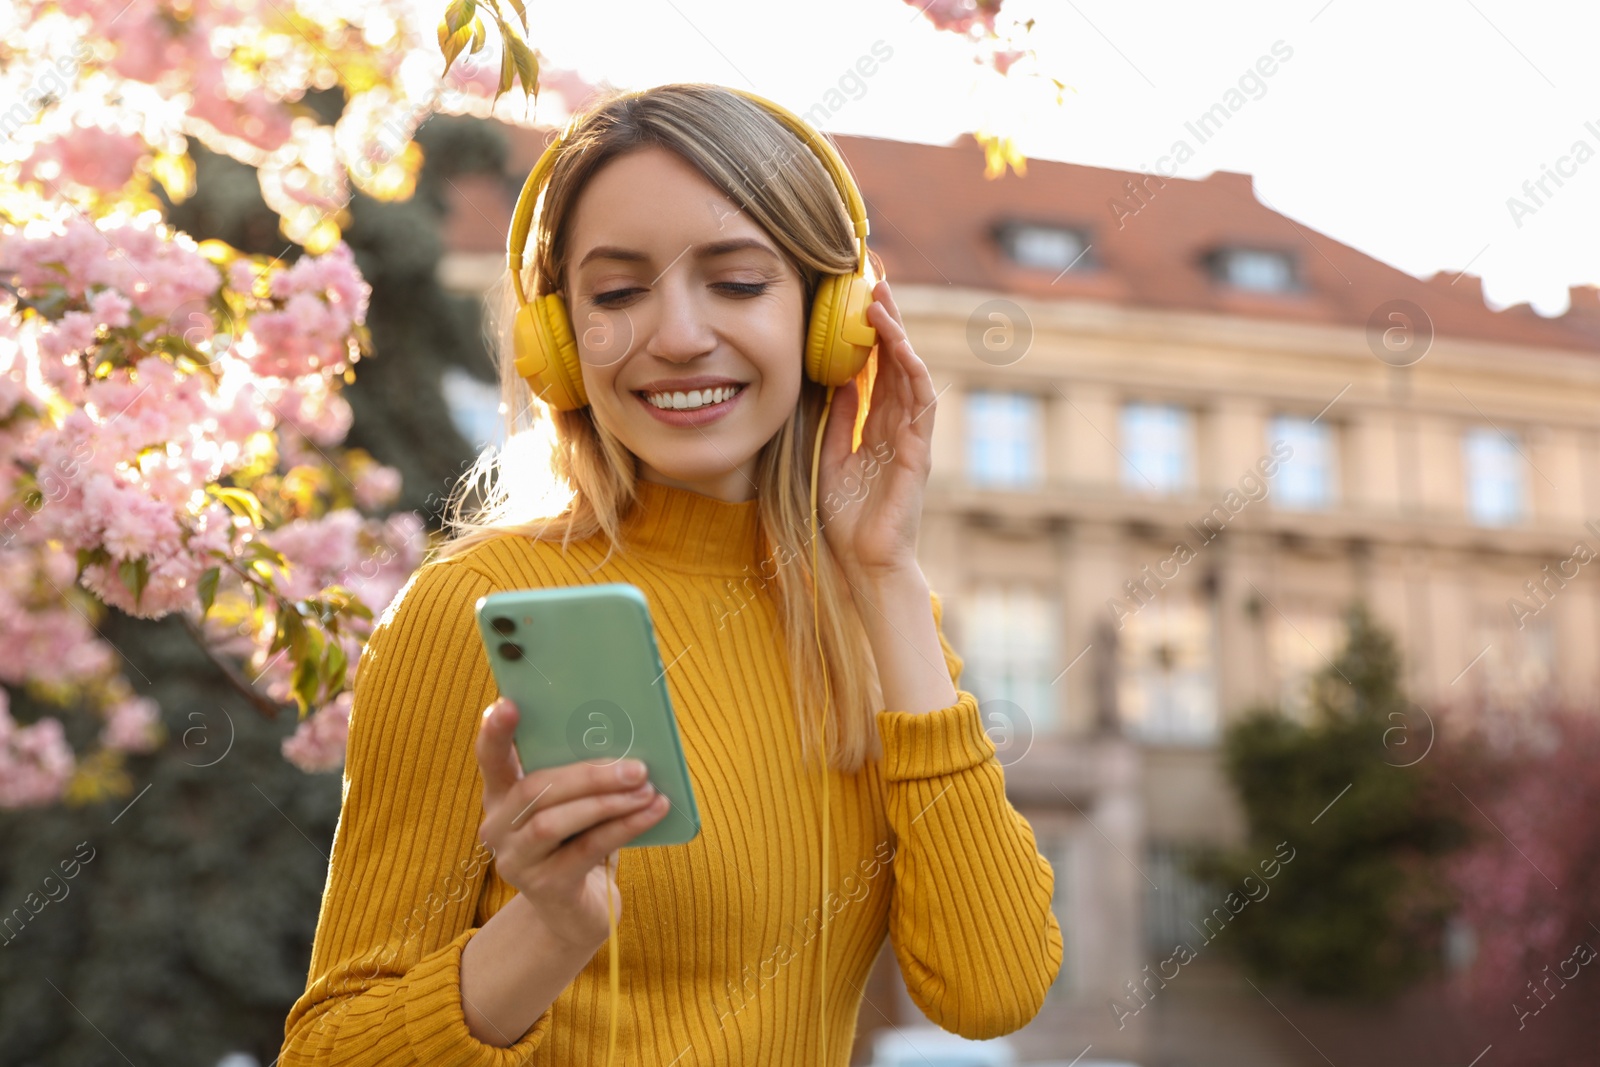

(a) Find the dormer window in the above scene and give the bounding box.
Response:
[1212,247,1297,292]
[996,221,1091,273]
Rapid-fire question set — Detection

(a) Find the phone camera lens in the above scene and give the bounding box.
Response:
[491,616,516,635]
[498,642,524,661]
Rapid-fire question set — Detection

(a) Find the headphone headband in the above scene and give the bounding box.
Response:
[506,87,870,306]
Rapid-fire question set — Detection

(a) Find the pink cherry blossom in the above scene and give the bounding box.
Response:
[101,695,163,753]
[353,463,402,510]
[244,242,370,380]
[282,690,353,772]
[991,48,1026,75]
[0,703,76,809]
[1441,703,1600,1020]
[907,0,1001,37]
[538,67,607,115]
[89,288,132,329]
[0,0,467,795]
[21,125,147,193]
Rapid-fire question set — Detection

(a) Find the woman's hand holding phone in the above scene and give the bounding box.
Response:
[475,696,672,952]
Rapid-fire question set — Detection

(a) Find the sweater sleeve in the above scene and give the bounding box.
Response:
[874,589,1065,1040]
[280,556,555,1066]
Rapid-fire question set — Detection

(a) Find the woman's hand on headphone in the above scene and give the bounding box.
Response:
[816,279,936,588]
[474,696,670,953]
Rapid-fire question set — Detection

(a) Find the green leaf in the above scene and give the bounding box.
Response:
[248,558,276,586]
[319,585,374,621]
[445,0,475,36]
[302,624,324,671]
[272,603,308,660]
[441,24,474,76]
[269,606,289,654]
[118,558,149,607]
[198,567,220,618]
[508,36,538,97]
[243,539,287,567]
[291,653,320,715]
[496,35,515,96]
[469,16,486,55]
[323,638,348,691]
[287,611,309,662]
[76,546,111,573]
[504,0,527,31]
[213,486,264,527]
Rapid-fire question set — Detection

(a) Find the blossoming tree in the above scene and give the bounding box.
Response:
[0,0,535,805]
[0,0,1045,808]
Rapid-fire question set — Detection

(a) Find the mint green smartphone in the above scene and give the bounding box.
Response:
[474,584,701,848]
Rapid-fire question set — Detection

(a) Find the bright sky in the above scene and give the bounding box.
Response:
[470,0,1600,316]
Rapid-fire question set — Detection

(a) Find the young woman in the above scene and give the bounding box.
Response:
[281,82,1062,1065]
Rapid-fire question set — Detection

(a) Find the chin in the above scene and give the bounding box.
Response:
[639,455,750,486]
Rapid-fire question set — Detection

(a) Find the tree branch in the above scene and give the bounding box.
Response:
[181,615,286,721]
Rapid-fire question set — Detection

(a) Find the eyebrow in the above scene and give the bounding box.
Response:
[575,237,781,270]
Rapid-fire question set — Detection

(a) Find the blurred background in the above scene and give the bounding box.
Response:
[3,1,1598,1065]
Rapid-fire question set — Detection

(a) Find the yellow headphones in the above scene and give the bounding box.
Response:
[507,85,873,1065]
[505,86,880,409]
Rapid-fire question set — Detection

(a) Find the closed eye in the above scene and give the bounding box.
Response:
[590,281,771,308]
[715,281,770,297]
[590,289,641,308]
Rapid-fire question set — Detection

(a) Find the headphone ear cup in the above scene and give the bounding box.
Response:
[805,274,877,387]
[518,291,588,411]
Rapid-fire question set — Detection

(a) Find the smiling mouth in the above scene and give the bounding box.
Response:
[635,383,747,412]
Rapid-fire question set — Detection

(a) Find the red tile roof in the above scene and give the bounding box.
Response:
[445,123,1599,354]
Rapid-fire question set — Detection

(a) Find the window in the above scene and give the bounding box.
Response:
[1120,402,1193,495]
[1145,842,1215,956]
[1463,427,1524,525]
[997,222,1089,273]
[963,584,1060,737]
[1270,415,1336,509]
[1214,247,1296,292]
[1117,590,1217,743]
[966,390,1042,487]
[1475,604,1555,710]
[1269,604,1344,721]
[440,366,505,452]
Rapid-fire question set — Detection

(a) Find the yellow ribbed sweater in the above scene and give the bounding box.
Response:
[280,479,1063,1065]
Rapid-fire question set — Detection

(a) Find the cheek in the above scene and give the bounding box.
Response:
[577,358,620,409]
[752,297,806,401]
[572,313,627,393]
[760,346,803,405]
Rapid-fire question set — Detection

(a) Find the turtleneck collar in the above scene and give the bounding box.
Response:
[617,478,766,576]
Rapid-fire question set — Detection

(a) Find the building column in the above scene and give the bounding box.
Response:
[1214,529,1274,720]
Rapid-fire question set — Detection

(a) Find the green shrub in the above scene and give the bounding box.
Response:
[1191,602,1471,999]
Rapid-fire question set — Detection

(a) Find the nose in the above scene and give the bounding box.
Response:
[642,272,716,363]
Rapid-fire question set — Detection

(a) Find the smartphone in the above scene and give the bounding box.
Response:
[474,584,701,848]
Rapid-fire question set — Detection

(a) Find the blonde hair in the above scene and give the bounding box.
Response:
[436,83,885,771]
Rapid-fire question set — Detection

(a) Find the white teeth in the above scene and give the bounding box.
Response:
[643,385,740,411]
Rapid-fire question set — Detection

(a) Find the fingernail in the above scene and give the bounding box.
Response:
[617,759,647,784]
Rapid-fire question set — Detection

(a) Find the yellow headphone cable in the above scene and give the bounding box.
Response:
[809,383,837,1064]
[594,387,836,1067]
